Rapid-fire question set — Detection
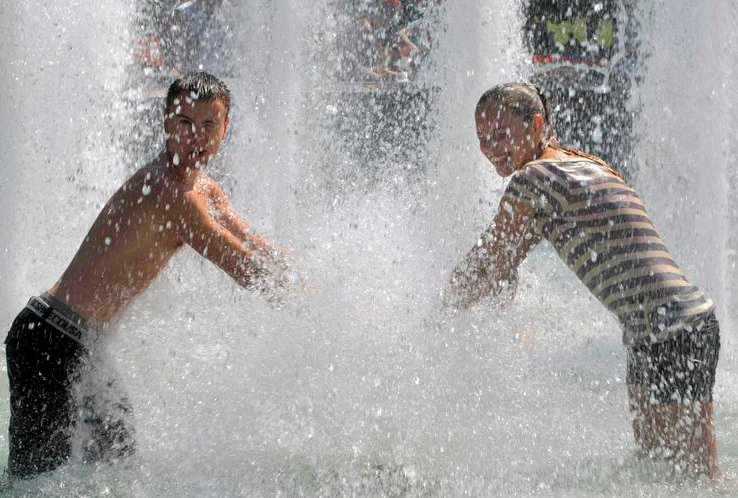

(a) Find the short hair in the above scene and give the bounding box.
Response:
[477,82,624,178]
[166,71,231,116]
[475,82,554,141]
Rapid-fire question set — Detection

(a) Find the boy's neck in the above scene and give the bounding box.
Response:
[162,151,200,187]
[537,144,571,161]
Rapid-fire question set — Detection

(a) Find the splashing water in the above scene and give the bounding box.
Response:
[1,1,738,496]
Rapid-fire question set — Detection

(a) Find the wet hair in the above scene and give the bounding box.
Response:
[476,82,623,179]
[166,71,231,117]
[475,82,555,143]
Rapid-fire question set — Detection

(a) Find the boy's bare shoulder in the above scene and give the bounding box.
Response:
[194,174,225,194]
[106,163,186,220]
[111,162,163,202]
[191,175,230,206]
[172,174,227,217]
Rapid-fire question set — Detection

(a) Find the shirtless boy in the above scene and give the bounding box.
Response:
[5,72,294,478]
[444,83,720,477]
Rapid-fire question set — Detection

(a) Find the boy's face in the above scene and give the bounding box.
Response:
[475,104,537,177]
[164,92,229,171]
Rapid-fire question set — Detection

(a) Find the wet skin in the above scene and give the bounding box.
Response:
[49,94,286,326]
[446,100,719,478]
[445,104,550,309]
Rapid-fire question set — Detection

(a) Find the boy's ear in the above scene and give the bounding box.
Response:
[222,115,230,140]
[533,113,545,137]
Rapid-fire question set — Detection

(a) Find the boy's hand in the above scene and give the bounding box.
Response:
[441,263,518,312]
[441,255,492,311]
[247,246,317,305]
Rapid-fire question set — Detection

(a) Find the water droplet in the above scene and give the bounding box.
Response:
[591,124,603,144]
[104,236,112,246]
[142,184,151,196]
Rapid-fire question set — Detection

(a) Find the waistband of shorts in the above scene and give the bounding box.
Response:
[25,294,98,347]
[623,308,718,348]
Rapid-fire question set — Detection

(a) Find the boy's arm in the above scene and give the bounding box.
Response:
[444,196,541,310]
[207,182,254,241]
[177,189,289,294]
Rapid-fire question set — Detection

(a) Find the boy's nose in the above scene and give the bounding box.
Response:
[194,131,209,147]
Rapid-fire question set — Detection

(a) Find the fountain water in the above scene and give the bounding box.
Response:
[1,1,737,496]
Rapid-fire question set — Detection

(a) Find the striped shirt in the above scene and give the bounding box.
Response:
[504,158,714,346]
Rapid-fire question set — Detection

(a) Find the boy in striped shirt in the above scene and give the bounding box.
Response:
[444,83,720,478]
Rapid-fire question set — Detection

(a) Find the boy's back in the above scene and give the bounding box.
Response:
[50,160,191,325]
[504,158,714,345]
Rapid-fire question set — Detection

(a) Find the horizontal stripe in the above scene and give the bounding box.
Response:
[509,176,563,212]
[574,213,653,229]
[607,282,698,310]
[591,264,685,297]
[567,207,648,223]
[550,222,656,250]
[616,298,713,329]
[565,227,661,260]
[566,194,646,212]
[511,158,713,340]
[569,180,636,196]
[565,187,640,206]
[519,170,570,207]
[584,256,681,288]
[523,165,638,207]
[531,164,578,192]
[599,272,688,301]
[567,199,646,217]
[575,243,671,278]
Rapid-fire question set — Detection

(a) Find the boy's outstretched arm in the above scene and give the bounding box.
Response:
[444,196,541,310]
[176,186,291,297]
[206,181,256,241]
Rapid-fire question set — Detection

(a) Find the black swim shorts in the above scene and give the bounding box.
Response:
[626,311,720,404]
[5,306,135,479]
